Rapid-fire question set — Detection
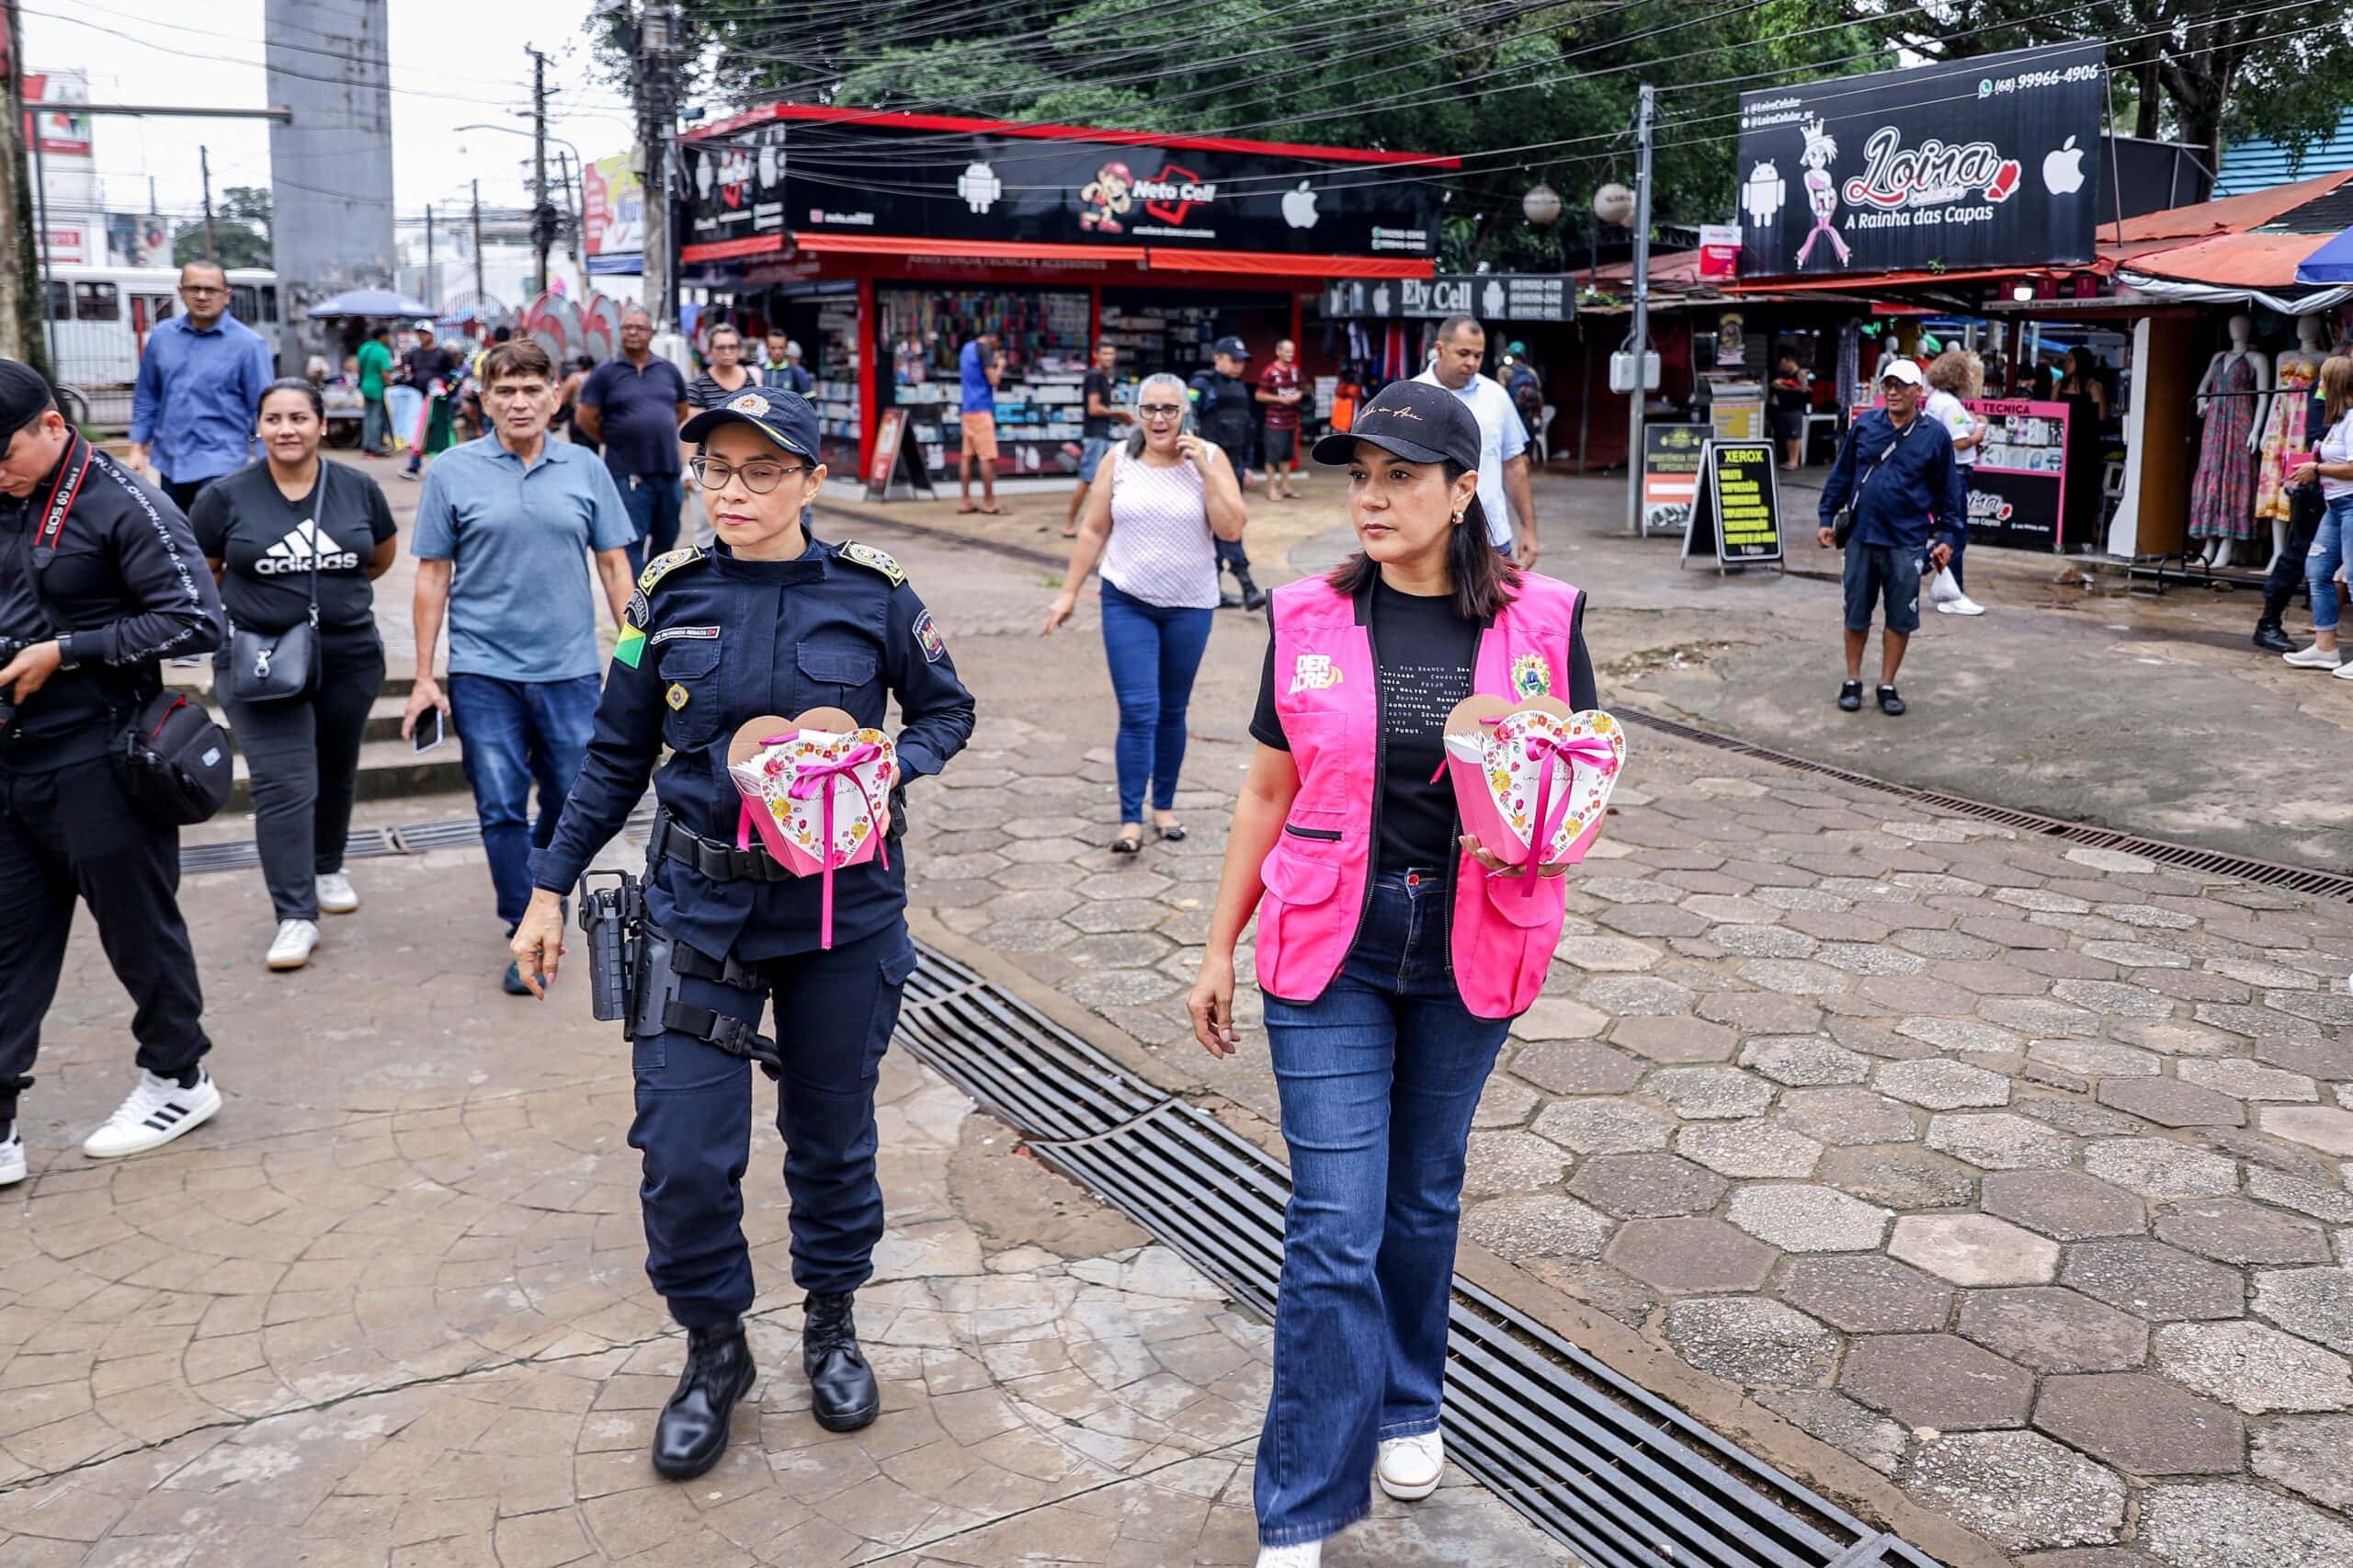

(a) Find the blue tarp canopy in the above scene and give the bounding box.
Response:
[305,288,434,319]
[2296,225,2353,285]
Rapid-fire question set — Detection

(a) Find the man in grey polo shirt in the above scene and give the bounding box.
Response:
[404,339,638,993]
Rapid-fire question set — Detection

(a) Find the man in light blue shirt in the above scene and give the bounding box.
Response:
[127,262,275,512]
[404,339,638,990]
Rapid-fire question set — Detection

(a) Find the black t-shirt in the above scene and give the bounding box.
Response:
[404,346,458,389]
[1083,369,1116,441]
[1251,579,1598,875]
[189,461,397,638]
[1769,374,1811,416]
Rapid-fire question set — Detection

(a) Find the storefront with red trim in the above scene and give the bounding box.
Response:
[676,106,1450,482]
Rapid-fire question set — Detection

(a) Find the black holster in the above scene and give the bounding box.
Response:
[580,869,783,1077]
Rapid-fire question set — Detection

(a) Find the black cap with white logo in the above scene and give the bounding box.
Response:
[1311,379,1482,471]
[679,386,822,461]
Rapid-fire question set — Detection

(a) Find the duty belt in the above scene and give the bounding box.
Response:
[652,812,795,883]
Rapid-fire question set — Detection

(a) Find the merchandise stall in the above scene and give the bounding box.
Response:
[676,106,1451,483]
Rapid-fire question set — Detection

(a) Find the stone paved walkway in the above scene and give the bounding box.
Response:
[912,688,2353,1565]
[0,840,1561,1566]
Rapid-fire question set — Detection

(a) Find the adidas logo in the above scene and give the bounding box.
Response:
[256,518,361,575]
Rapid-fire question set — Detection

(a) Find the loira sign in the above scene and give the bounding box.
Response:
[1735,40,2104,278]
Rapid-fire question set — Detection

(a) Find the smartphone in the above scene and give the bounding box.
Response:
[412,705,445,754]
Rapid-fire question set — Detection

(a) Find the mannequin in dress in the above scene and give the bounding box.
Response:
[2188,314,2270,568]
[2255,316,2328,573]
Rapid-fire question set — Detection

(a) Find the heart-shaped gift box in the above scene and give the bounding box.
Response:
[1441,695,1626,875]
[726,710,897,948]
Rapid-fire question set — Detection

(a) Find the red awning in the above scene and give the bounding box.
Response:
[2120,231,2336,290]
[788,233,1146,264]
[1146,249,1431,278]
[681,233,792,265]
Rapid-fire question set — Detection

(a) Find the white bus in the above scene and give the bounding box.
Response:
[41,264,282,426]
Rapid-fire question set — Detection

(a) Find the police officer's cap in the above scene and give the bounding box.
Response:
[680,387,822,462]
[0,359,58,445]
[1310,380,1481,472]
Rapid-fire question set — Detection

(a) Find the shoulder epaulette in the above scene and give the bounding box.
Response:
[836,540,905,586]
[637,546,707,594]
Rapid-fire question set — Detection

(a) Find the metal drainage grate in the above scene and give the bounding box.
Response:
[897,942,1949,1568]
[180,827,404,876]
[1617,706,2353,905]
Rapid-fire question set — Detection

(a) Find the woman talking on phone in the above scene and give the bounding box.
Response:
[189,379,398,971]
[1042,371,1246,853]
[1186,381,1596,1566]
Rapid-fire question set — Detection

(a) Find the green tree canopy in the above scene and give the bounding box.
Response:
[173,185,271,270]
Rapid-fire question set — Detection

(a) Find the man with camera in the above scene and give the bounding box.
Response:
[0,359,227,1187]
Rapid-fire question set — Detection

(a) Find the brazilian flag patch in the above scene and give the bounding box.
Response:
[613,623,647,669]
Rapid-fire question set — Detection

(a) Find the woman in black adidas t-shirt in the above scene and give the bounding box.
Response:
[189,379,398,971]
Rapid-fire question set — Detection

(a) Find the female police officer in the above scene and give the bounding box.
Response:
[511,387,974,1479]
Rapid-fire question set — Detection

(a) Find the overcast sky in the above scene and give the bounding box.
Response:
[19,0,639,224]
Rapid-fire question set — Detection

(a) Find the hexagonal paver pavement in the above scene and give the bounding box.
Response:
[2035,1374,2245,1475]
[1842,1335,2035,1429]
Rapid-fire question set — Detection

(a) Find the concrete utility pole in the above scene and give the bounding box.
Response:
[199,145,218,263]
[632,2,680,327]
[424,203,435,312]
[266,0,394,370]
[1622,83,1655,538]
[529,46,553,297]
[470,178,484,304]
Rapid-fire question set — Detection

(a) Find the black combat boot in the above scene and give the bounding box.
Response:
[2254,614,2297,653]
[651,1320,756,1480]
[1232,562,1269,613]
[801,1291,881,1432]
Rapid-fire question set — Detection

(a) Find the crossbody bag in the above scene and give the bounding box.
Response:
[1832,416,1915,549]
[219,467,327,704]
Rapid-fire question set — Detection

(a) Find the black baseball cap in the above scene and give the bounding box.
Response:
[679,386,821,461]
[0,359,57,445]
[1312,380,1481,471]
[1212,335,1249,359]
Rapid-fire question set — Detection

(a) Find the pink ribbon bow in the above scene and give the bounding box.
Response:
[736,735,890,949]
[1514,731,1620,898]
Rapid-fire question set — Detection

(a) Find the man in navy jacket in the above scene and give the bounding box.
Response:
[1816,358,1966,716]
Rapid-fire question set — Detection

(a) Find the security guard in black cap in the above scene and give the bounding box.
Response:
[0,359,225,1190]
[514,385,974,1479]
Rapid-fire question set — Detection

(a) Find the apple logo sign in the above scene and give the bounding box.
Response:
[1371,283,1392,316]
[2043,135,2087,198]
[1282,180,1321,230]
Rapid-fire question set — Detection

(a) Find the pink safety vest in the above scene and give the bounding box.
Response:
[1257,570,1585,1020]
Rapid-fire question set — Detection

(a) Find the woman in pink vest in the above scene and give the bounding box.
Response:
[1186,381,1595,1567]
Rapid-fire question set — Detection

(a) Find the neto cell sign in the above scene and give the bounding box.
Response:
[683,119,1442,263]
[1735,41,2105,278]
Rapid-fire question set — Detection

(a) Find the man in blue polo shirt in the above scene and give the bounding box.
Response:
[404,338,639,993]
[1815,358,1966,717]
[576,306,692,573]
[127,262,274,511]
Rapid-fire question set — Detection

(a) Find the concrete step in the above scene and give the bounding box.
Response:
[224,734,469,815]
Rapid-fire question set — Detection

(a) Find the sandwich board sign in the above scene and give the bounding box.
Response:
[1679,439,1786,573]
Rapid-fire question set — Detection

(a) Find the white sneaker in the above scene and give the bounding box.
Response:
[2332,662,2353,682]
[0,1127,23,1187]
[82,1069,222,1159]
[1377,1429,1445,1501]
[2285,644,2345,669]
[1938,594,1986,616]
[315,871,359,914]
[267,918,321,971]
[1256,1544,1323,1568]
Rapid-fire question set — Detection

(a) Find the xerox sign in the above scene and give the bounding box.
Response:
[1735,41,2104,278]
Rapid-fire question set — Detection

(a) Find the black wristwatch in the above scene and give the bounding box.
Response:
[52,633,81,671]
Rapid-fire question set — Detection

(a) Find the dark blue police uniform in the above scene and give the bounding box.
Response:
[529,391,973,1471]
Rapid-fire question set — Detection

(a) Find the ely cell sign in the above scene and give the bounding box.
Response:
[1735,41,2105,278]
[1320,274,1571,322]
[684,116,1444,264]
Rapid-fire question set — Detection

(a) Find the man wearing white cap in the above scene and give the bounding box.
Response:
[1814,358,1966,717]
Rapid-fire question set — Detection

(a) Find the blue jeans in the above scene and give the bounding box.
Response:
[1256,870,1513,1547]
[620,473,683,574]
[446,673,601,927]
[2309,495,2351,633]
[1099,581,1213,824]
[361,396,387,455]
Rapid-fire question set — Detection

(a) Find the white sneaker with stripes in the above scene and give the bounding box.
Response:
[82,1070,221,1159]
[0,1126,23,1187]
